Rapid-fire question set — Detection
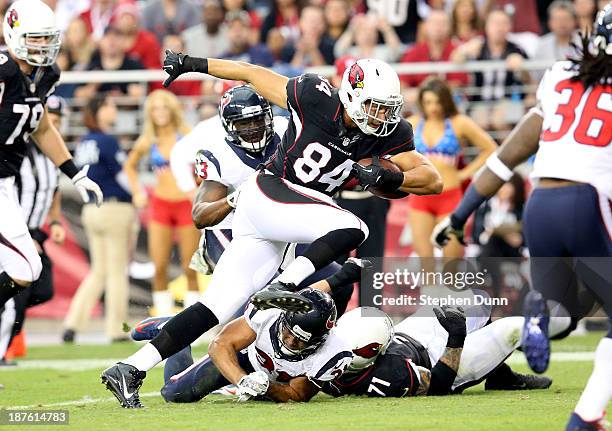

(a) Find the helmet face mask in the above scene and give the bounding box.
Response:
[219,85,274,153]
[339,59,404,137]
[271,288,337,361]
[3,1,61,67]
[592,4,612,56]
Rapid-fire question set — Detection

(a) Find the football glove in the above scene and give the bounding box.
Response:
[72,165,103,206]
[163,50,209,87]
[431,216,466,248]
[351,156,404,192]
[433,306,467,348]
[236,371,269,402]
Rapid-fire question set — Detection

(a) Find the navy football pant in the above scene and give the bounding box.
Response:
[523,184,612,317]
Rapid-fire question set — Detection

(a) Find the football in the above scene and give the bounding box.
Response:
[357,157,409,200]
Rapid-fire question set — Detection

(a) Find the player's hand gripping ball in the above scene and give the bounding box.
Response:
[352,156,408,199]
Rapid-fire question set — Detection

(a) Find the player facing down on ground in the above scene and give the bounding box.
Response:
[102,54,442,407]
[434,5,611,431]
[0,0,102,309]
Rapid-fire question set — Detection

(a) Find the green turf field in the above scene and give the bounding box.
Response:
[0,333,607,431]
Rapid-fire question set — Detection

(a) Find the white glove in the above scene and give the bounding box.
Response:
[72,165,103,206]
[188,236,210,274]
[226,188,241,209]
[236,371,269,402]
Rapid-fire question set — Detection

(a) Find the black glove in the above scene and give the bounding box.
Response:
[433,306,467,348]
[326,257,372,290]
[351,156,404,192]
[431,215,466,248]
[162,50,209,88]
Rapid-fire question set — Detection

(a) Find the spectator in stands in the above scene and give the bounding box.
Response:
[534,1,578,63]
[153,34,201,96]
[334,13,402,63]
[400,10,469,90]
[142,0,200,43]
[480,0,541,34]
[365,0,428,44]
[260,0,303,46]
[115,2,162,70]
[62,17,96,71]
[266,28,287,64]
[63,94,134,343]
[181,0,229,59]
[406,77,496,260]
[123,90,200,316]
[42,0,90,33]
[79,0,117,41]
[324,0,350,43]
[574,0,597,32]
[222,0,262,44]
[221,11,275,66]
[451,0,482,43]
[280,5,335,66]
[452,10,530,102]
[75,26,146,99]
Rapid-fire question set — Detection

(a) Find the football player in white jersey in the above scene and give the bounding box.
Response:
[434,6,612,430]
[159,289,352,403]
[0,0,102,311]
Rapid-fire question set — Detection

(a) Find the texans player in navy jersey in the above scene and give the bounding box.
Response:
[0,0,102,311]
[101,52,442,408]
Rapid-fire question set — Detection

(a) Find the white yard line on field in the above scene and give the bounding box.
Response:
[8,392,161,409]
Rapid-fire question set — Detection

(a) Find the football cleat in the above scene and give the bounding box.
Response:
[566,413,610,431]
[521,290,550,374]
[250,281,313,313]
[485,372,552,391]
[101,363,146,408]
[131,316,172,341]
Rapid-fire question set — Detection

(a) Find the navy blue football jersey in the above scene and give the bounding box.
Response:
[0,50,60,178]
[322,332,431,398]
[266,73,414,196]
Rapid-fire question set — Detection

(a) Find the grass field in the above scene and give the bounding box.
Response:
[0,333,607,431]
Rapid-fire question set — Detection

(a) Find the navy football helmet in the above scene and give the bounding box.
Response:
[218,85,274,153]
[272,288,337,361]
[593,3,612,55]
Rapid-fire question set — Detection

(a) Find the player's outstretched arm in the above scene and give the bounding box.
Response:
[390,150,443,195]
[433,110,543,247]
[208,317,257,385]
[267,377,320,402]
[32,109,103,206]
[163,51,289,109]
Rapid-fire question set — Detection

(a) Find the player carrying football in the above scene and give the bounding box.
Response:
[434,5,611,430]
[0,0,102,311]
[102,51,442,406]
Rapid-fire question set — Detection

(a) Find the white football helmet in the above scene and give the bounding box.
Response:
[3,0,60,67]
[338,59,403,137]
[334,307,394,373]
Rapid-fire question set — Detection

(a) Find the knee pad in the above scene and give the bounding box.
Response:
[161,380,197,403]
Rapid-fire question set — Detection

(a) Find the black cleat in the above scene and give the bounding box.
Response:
[101,363,146,408]
[485,371,552,391]
[250,281,313,313]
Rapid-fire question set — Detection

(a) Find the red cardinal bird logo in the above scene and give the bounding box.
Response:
[347,63,365,90]
[7,9,19,29]
[353,342,382,359]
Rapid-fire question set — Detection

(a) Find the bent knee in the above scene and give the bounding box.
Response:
[7,255,42,285]
[160,382,197,403]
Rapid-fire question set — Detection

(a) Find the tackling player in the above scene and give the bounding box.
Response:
[433,6,611,430]
[0,0,102,310]
[101,53,443,408]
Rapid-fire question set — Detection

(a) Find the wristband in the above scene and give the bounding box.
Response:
[486,153,514,182]
[59,160,79,179]
[378,170,405,192]
[446,334,465,349]
[183,56,209,74]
